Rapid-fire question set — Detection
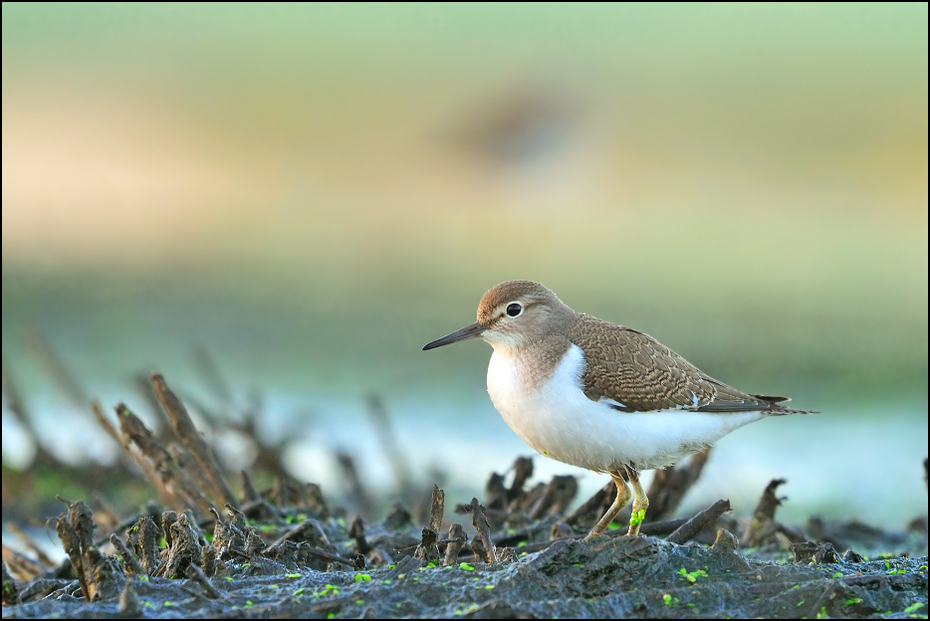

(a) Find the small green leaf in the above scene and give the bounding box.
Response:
[459,562,475,571]
[904,603,925,614]
[844,598,862,605]
[285,572,301,578]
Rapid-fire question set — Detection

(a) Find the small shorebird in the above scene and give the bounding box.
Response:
[423,280,815,538]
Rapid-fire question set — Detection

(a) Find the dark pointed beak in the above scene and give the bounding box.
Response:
[422,322,485,350]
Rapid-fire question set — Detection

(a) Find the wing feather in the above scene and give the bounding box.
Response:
[567,314,804,414]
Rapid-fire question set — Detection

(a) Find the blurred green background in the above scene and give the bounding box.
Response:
[2,4,927,524]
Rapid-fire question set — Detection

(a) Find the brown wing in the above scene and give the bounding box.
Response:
[567,314,801,414]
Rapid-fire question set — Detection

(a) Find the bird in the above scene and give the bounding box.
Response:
[422,280,815,538]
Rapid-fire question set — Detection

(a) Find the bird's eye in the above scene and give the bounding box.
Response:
[506,302,523,317]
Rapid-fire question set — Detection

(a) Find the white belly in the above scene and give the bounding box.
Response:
[486,343,763,471]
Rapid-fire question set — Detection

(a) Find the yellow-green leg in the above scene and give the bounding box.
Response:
[625,466,649,536]
[584,472,631,539]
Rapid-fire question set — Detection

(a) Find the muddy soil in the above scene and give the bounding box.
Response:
[3,526,927,619]
[3,485,927,620]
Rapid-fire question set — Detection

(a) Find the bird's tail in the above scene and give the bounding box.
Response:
[753,394,819,415]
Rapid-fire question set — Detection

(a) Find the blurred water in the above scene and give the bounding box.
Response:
[291,395,929,529]
[5,385,926,529]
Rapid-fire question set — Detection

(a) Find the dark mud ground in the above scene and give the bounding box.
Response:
[2,368,927,618]
[3,491,928,620]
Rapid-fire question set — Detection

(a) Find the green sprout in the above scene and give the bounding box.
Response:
[630,509,646,528]
[677,568,708,585]
[318,584,340,597]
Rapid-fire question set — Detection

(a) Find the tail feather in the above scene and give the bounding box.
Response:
[752,394,790,404]
[750,393,818,415]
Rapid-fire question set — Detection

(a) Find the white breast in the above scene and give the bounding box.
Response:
[486,343,764,471]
